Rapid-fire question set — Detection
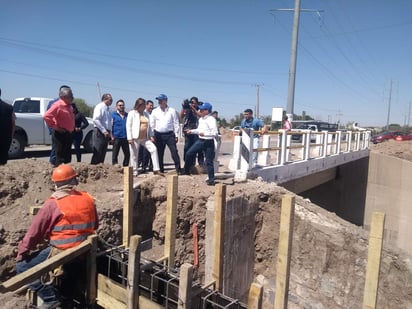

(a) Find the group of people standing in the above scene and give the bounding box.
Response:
[111,93,219,185]
[41,86,220,185]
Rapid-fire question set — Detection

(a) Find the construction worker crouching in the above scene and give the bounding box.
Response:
[16,164,98,309]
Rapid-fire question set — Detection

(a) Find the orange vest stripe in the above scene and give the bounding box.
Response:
[49,190,97,249]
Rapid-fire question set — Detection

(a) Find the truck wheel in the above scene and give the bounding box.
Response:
[82,131,93,153]
[8,134,25,157]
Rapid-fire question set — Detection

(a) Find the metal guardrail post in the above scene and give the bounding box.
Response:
[355,132,361,151]
[303,130,311,161]
[228,135,241,171]
[322,131,328,158]
[279,129,287,165]
[258,134,271,166]
[336,131,342,154]
[347,131,352,152]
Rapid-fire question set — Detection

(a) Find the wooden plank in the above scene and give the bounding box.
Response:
[0,237,92,292]
[98,289,126,309]
[127,235,141,309]
[178,263,193,309]
[212,183,226,291]
[274,195,295,309]
[97,274,164,309]
[86,235,98,305]
[123,166,133,247]
[363,212,385,309]
[138,296,165,309]
[248,282,263,309]
[164,175,178,267]
[98,274,127,302]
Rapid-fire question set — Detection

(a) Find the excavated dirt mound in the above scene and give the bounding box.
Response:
[1,137,412,307]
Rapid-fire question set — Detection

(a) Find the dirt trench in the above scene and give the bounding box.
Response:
[1,145,412,307]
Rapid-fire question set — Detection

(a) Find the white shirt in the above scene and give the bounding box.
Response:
[190,114,218,140]
[93,102,112,133]
[150,105,180,135]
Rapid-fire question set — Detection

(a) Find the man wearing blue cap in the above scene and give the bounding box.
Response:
[150,94,182,173]
[183,102,218,185]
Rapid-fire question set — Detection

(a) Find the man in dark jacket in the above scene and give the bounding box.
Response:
[0,88,16,165]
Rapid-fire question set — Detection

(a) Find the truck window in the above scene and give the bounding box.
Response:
[13,99,41,113]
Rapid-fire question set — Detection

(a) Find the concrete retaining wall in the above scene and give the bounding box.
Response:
[364,152,412,256]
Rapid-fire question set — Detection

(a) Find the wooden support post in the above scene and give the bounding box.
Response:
[274,195,295,309]
[127,235,141,309]
[212,183,226,292]
[363,212,385,309]
[178,263,193,309]
[248,282,263,309]
[86,235,98,305]
[123,166,134,247]
[164,174,178,267]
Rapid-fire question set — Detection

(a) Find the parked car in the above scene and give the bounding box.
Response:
[291,121,338,142]
[371,131,404,144]
[230,126,241,132]
[8,97,94,157]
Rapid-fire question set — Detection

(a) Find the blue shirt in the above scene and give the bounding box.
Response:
[241,117,265,137]
[112,111,128,139]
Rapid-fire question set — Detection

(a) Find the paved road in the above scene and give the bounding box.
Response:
[10,141,234,172]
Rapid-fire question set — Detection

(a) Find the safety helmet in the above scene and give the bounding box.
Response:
[51,164,78,182]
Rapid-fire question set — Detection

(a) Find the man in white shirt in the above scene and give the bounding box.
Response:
[91,93,113,164]
[183,102,218,185]
[150,94,182,174]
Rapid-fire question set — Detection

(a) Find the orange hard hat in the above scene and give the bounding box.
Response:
[51,164,78,182]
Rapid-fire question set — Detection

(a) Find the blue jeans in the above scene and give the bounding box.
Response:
[184,139,215,182]
[16,247,59,303]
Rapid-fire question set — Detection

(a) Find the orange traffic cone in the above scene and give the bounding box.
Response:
[395,135,403,142]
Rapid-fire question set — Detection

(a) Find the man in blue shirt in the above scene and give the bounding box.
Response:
[111,99,130,166]
[240,108,268,165]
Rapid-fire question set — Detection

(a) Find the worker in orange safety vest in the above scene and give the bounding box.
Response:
[16,164,98,309]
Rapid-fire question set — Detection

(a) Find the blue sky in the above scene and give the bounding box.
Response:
[1,0,411,127]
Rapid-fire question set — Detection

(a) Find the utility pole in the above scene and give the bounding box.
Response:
[253,83,262,118]
[336,110,343,127]
[408,101,411,128]
[270,1,323,121]
[386,80,392,131]
[97,82,102,101]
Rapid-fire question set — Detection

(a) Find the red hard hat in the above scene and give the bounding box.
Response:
[51,164,78,182]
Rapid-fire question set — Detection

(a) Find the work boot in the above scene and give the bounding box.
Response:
[37,299,61,309]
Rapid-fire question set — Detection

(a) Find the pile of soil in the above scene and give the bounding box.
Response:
[1,135,412,307]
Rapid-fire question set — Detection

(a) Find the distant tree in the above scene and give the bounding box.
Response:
[388,123,401,131]
[73,98,93,117]
[229,113,243,127]
[220,118,228,128]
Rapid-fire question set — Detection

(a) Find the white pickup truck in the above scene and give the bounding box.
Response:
[8,97,94,157]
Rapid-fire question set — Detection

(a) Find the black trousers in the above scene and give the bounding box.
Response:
[154,131,181,173]
[91,128,109,165]
[112,138,130,166]
[53,130,72,166]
